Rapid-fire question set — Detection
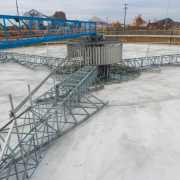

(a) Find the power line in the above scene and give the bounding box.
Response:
[123,3,128,32]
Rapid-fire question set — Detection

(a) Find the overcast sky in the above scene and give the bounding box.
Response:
[0,0,179,22]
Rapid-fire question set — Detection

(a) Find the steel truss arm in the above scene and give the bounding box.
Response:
[0,56,106,180]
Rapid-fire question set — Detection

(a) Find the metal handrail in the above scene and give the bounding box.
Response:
[123,53,180,61]
[0,58,68,162]
[0,65,97,164]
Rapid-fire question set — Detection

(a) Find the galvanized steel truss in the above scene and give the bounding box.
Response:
[123,54,180,70]
[0,51,65,70]
[0,55,106,180]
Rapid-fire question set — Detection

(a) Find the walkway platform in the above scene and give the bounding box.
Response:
[0,15,96,49]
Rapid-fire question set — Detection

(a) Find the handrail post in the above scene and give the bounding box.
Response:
[9,94,30,180]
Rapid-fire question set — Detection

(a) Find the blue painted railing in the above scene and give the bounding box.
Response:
[0,15,96,49]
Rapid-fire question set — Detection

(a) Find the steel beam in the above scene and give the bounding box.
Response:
[0,57,106,180]
[0,14,96,49]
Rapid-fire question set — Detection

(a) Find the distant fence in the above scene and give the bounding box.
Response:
[98,29,180,36]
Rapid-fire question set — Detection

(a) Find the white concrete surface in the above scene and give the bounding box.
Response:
[1,43,180,179]
[0,63,50,127]
[31,66,180,180]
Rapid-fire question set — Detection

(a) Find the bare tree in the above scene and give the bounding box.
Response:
[132,15,146,28]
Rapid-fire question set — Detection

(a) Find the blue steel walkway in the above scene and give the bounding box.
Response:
[0,15,96,49]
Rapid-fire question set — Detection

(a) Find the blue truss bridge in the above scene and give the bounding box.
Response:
[0,15,96,49]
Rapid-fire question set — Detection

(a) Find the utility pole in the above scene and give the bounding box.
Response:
[123,3,128,32]
[16,0,20,17]
[15,0,21,34]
